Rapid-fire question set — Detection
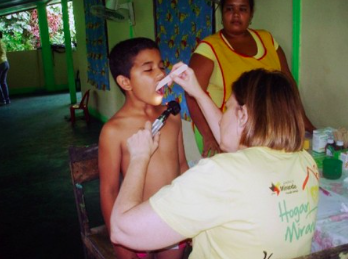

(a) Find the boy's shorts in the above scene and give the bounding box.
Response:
[136,240,187,258]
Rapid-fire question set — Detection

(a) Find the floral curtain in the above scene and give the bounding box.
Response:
[154,0,214,121]
[84,0,110,90]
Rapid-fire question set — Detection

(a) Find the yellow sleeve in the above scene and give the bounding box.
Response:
[193,42,215,61]
[273,37,279,50]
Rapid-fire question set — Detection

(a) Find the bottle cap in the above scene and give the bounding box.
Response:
[327,138,334,144]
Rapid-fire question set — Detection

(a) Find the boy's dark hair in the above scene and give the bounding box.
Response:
[109,37,160,92]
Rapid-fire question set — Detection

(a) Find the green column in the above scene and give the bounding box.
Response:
[292,0,301,85]
[61,0,77,104]
[37,3,56,91]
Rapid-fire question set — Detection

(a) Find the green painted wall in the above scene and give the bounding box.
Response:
[300,0,348,129]
[7,50,78,95]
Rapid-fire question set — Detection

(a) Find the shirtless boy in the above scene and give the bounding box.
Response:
[99,37,189,259]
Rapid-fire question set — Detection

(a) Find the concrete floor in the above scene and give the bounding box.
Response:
[0,92,104,259]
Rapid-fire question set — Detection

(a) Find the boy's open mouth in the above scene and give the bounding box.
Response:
[156,87,164,96]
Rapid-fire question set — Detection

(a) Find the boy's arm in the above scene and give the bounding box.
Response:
[178,119,189,174]
[99,123,122,233]
[99,123,138,257]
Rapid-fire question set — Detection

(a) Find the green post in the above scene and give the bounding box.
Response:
[292,0,301,85]
[37,3,56,91]
[61,0,77,104]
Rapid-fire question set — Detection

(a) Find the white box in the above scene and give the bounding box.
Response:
[339,152,348,171]
[312,130,328,153]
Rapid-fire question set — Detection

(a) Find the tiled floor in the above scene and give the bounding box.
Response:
[0,92,104,259]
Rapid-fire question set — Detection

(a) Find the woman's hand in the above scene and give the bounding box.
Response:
[169,62,205,99]
[127,121,160,162]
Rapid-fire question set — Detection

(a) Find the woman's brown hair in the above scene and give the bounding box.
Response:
[233,69,305,152]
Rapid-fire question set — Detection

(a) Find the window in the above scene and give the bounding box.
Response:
[0,1,76,52]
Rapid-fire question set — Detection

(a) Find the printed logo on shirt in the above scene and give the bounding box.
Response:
[278,199,317,242]
[302,165,319,190]
[269,183,281,195]
[263,251,273,259]
[269,181,298,196]
[274,165,319,244]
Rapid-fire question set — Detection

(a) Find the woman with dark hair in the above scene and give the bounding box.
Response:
[109,66,319,259]
[187,0,315,157]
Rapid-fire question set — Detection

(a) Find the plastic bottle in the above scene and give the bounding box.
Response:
[326,138,335,157]
[312,129,328,153]
[335,140,344,151]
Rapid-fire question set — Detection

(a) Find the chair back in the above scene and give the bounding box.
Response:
[79,89,90,109]
[69,144,99,236]
[69,144,116,259]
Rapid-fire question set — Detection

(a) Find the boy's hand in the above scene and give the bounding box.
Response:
[169,62,205,99]
[127,121,160,161]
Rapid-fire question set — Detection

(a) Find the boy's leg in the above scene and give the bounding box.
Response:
[155,241,187,259]
[114,246,155,259]
[113,244,138,259]
[135,251,154,259]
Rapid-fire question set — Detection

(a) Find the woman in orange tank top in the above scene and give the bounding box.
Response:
[187,0,316,157]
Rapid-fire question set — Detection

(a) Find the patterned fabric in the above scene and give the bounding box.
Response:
[154,0,214,120]
[84,0,110,90]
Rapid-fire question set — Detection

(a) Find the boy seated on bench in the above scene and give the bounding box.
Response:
[98,38,189,259]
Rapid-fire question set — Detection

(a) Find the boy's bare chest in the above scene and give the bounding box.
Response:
[119,116,180,167]
[119,118,181,199]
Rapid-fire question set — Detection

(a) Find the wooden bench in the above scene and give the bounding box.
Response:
[69,144,115,259]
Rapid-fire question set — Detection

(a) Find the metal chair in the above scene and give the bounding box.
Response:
[70,89,90,125]
[68,144,115,259]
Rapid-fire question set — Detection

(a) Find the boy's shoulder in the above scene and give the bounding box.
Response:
[102,107,134,132]
[99,110,139,147]
[101,104,168,133]
[100,102,182,139]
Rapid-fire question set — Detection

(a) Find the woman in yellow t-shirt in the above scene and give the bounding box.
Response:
[109,67,319,259]
[187,0,315,157]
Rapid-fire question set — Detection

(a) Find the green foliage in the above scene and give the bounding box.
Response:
[0,2,76,52]
[3,31,34,51]
[0,11,36,51]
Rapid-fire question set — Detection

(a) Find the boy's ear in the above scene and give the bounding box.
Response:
[116,75,132,92]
